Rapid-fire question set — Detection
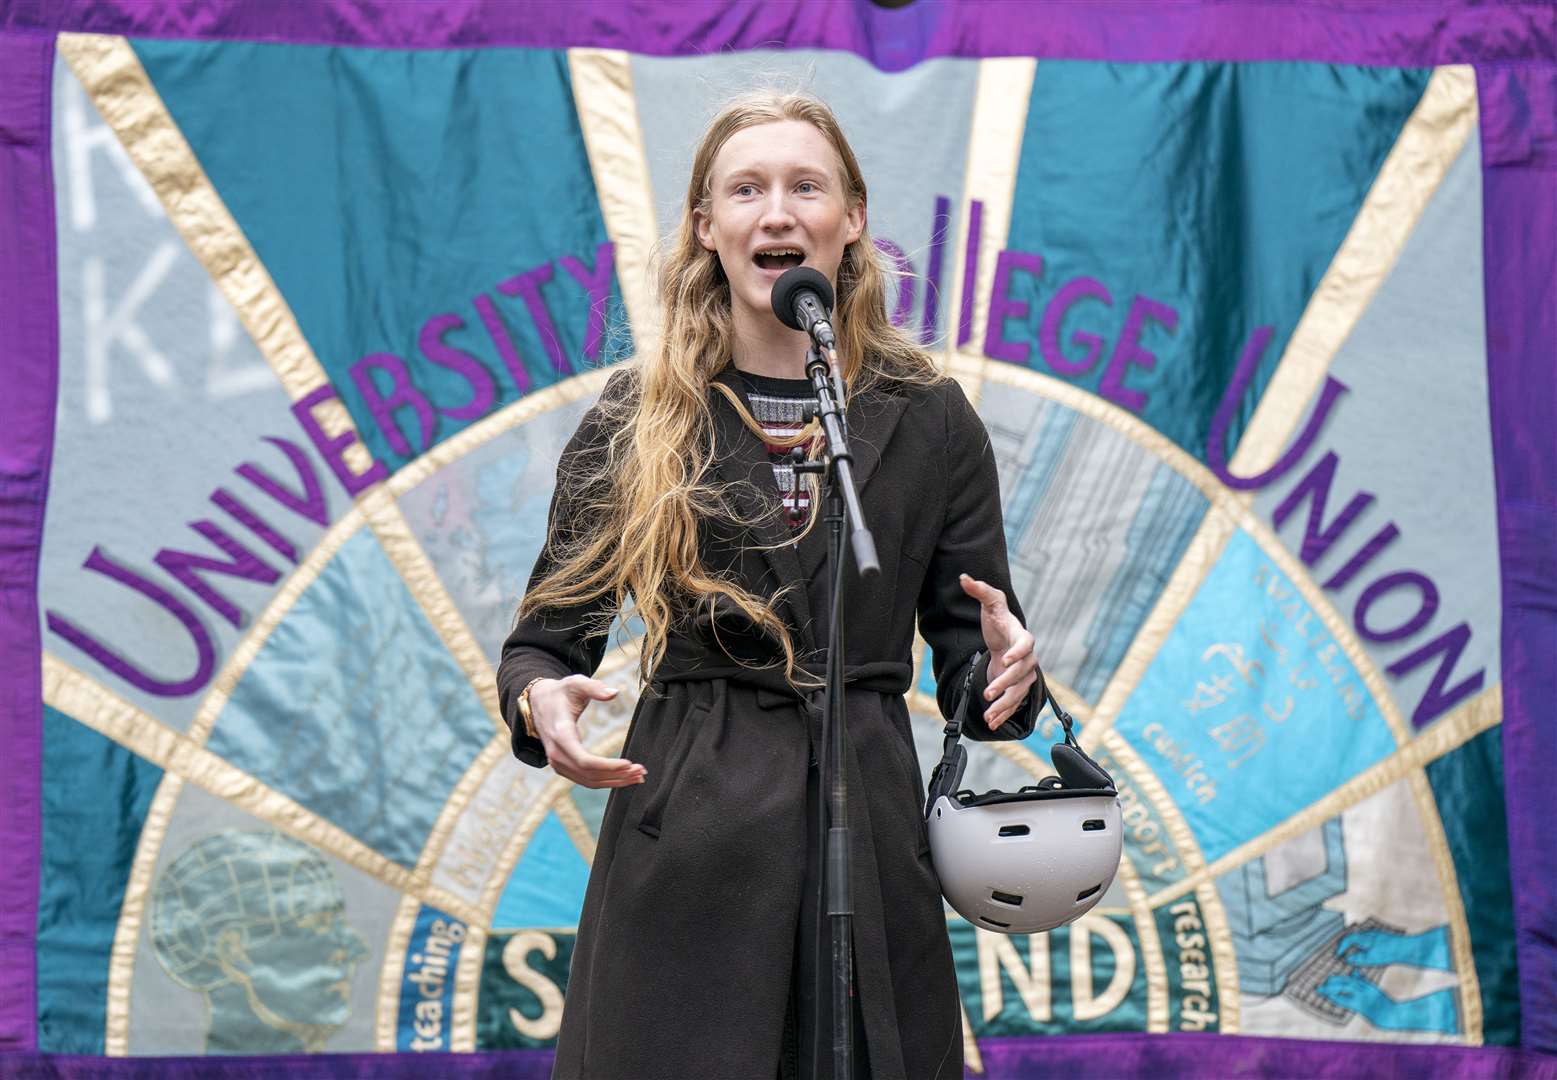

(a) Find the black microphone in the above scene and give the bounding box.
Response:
[770,266,837,351]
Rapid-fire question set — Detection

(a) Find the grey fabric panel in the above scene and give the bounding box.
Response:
[1252,132,1499,702]
[984,388,1207,703]
[630,51,980,340]
[40,57,347,732]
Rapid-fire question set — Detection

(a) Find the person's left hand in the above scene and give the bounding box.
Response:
[959,574,1039,730]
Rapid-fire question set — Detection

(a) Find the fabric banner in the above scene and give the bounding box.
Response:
[2,2,1553,1076]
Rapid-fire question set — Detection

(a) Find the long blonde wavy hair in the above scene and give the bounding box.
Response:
[521,90,946,688]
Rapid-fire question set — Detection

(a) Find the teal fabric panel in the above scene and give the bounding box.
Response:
[130,40,628,470]
[36,705,165,1053]
[1003,62,1431,461]
[1425,728,1519,1047]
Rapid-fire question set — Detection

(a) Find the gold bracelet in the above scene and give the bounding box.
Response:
[517,677,547,739]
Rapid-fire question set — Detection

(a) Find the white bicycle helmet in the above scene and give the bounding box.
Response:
[925,652,1122,934]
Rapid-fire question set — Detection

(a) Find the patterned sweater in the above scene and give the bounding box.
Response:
[728,371,817,528]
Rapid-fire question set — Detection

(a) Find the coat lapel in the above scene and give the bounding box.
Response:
[794,387,911,579]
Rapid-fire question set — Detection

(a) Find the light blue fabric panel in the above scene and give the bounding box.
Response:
[206,529,493,869]
[397,397,592,666]
[1113,529,1397,863]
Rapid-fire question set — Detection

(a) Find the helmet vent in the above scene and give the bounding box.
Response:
[998,824,1029,837]
[979,915,1012,929]
[1076,883,1102,902]
[1082,819,1107,831]
[990,889,1024,907]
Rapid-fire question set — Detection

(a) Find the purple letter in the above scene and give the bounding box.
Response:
[1039,277,1113,377]
[499,264,568,375]
[874,238,917,330]
[957,200,983,348]
[238,435,330,525]
[982,249,1043,365]
[1386,623,1485,729]
[1355,571,1439,643]
[350,353,438,457]
[46,547,217,697]
[1323,522,1400,592]
[474,293,531,395]
[212,488,298,564]
[154,522,281,629]
[290,385,389,497]
[921,195,950,345]
[1271,452,1375,568]
[1206,326,1348,491]
[1099,295,1178,413]
[559,241,616,362]
[420,313,496,420]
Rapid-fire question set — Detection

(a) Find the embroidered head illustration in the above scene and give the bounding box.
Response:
[150,830,369,1053]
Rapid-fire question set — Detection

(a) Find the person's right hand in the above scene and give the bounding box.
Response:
[529,675,646,789]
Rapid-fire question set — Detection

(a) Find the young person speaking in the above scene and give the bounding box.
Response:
[498,90,1042,1080]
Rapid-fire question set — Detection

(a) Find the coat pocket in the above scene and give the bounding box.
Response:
[635,703,709,840]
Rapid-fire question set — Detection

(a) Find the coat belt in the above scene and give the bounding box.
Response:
[652,660,915,711]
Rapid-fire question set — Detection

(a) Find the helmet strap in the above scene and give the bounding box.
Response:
[924,649,1117,815]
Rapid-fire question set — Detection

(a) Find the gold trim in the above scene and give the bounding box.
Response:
[187,505,366,744]
[1114,853,1171,1033]
[357,487,504,733]
[1101,730,1208,879]
[477,727,629,925]
[943,58,1037,406]
[1145,682,1502,909]
[978,359,1412,751]
[56,33,339,404]
[1083,510,1238,752]
[375,893,423,1051]
[57,36,631,768]
[1196,880,1240,1032]
[979,358,1230,506]
[448,923,488,1053]
[554,793,599,865]
[415,737,510,888]
[1229,66,1479,478]
[103,772,184,1055]
[44,654,483,926]
[1407,766,1483,1044]
[567,49,660,355]
[384,366,614,499]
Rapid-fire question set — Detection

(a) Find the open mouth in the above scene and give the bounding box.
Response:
[754,248,805,272]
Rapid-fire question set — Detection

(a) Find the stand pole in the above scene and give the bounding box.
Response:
[794,343,877,1080]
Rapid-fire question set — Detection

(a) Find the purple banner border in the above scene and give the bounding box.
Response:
[0,0,1552,70]
[0,0,1552,1068]
[1477,60,1557,1056]
[8,1034,1557,1079]
[0,28,56,1057]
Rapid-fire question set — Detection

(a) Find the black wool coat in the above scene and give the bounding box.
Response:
[496,368,1035,1080]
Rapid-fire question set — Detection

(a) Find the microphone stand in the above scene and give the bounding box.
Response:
[794,343,878,1080]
